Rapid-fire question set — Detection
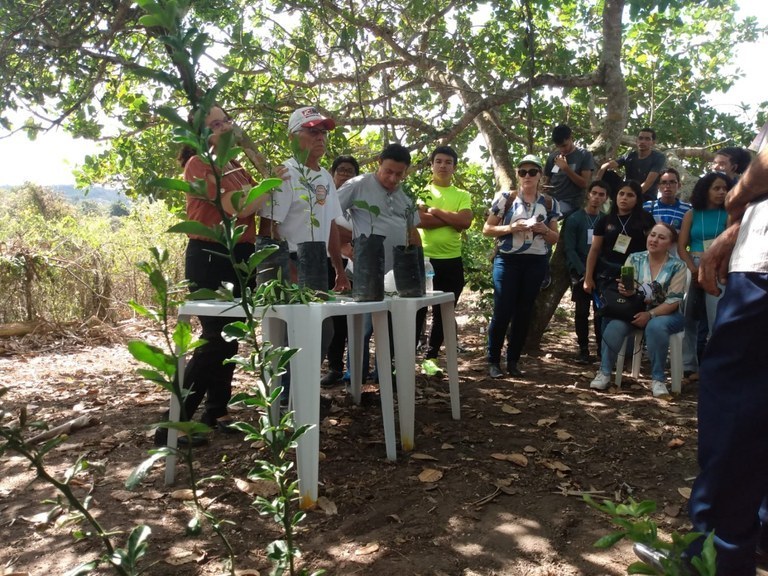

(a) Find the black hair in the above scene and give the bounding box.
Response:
[552,124,572,144]
[690,172,734,210]
[430,145,458,165]
[380,143,411,166]
[639,127,657,141]
[610,180,645,216]
[331,155,360,175]
[659,167,681,183]
[587,180,610,196]
[177,105,231,168]
[715,146,752,175]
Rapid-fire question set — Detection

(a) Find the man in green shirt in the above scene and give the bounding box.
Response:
[416,146,473,376]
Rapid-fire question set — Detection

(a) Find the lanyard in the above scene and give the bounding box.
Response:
[617,213,632,236]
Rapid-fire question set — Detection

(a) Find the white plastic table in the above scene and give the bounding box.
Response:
[387,291,461,451]
[164,298,395,510]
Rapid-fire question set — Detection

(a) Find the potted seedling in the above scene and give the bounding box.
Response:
[392,181,425,297]
[350,199,385,301]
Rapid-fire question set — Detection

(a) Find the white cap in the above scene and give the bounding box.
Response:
[288,106,336,133]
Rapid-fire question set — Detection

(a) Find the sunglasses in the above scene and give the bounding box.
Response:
[517,168,540,177]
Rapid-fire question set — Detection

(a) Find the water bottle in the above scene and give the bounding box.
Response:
[424,258,435,292]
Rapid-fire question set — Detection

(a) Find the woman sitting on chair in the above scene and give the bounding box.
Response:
[590,223,687,398]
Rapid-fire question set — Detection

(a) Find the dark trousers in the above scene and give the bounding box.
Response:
[178,239,254,423]
[688,272,768,575]
[572,277,603,353]
[326,258,348,372]
[487,253,548,366]
[416,256,465,359]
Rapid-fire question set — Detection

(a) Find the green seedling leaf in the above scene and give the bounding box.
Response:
[126,451,167,490]
[593,531,626,548]
[150,177,191,193]
[167,221,221,241]
[128,340,175,373]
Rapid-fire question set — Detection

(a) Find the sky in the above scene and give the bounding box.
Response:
[0,0,765,187]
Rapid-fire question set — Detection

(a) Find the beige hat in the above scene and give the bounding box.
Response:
[288,106,336,133]
[516,154,543,170]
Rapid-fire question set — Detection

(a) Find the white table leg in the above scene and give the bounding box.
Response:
[390,303,418,452]
[346,313,364,405]
[440,301,461,420]
[370,310,396,461]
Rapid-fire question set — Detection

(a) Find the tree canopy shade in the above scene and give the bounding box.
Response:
[1,0,765,195]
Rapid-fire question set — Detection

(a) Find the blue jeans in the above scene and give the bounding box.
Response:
[599,312,684,382]
[487,253,548,366]
[682,256,724,372]
[688,272,768,575]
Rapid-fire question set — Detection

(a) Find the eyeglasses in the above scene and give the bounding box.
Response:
[659,179,679,185]
[517,168,540,177]
[209,118,232,131]
[301,128,329,137]
[335,167,356,175]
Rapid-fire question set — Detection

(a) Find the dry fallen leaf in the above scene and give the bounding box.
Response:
[410,452,438,461]
[418,468,444,483]
[501,404,521,415]
[555,429,573,441]
[316,496,338,516]
[387,513,402,523]
[164,547,197,566]
[523,445,538,454]
[355,542,380,556]
[170,489,201,501]
[441,443,454,450]
[537,417,558,427]
[551,460,571,473]
[110,490,138,502]
[667,438,685,448]
[664,503,681,518]
[491,453,511,461]
[678,487,692,499]
[507,453,529,467]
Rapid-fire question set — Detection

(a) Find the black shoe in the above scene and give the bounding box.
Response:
[488,363,504,379]
[320,369,344,387]
[214,418,241,435]
[575,350,591,365]
[507,365,525,378]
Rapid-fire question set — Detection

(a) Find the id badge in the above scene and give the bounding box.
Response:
[702,238,714,251]
[613,233,631,254]
[587,228,594,245]
[524,231,534,245]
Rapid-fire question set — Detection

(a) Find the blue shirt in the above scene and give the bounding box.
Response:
[643,198,691,230]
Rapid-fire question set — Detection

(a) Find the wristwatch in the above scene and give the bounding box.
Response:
[648,310,656,319]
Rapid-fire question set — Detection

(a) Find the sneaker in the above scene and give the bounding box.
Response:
[488,363,504,379]
[320,369,344,387]
[651,380,670,398]
[589,371,611,390]
[456,343,469,354]
[421,358,444,377]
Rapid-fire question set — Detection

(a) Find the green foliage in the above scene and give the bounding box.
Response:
[0,185,185,323]
[584,495,717,576]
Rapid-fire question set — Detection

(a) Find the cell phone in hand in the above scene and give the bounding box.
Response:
[621,266,634,291]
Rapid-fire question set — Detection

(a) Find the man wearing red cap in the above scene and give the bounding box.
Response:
[258,106,349,291]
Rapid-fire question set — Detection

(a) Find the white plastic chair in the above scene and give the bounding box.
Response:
[614,269,690,394]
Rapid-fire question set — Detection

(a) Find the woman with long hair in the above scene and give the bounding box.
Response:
[583,180,656,295]
[677,171,733,378]
[156,105,270,445]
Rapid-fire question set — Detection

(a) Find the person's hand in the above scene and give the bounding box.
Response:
[531,221,550,235]
[583,277,595,294]
[601,159,617,171]
[698,223,740,295]
[617,280,636,298]
[554,154,568,170]
[273,164,290,182]
[333,270,351,292]
[631,311,651,328]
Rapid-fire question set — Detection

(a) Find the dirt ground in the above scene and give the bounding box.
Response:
[0,297,704,576]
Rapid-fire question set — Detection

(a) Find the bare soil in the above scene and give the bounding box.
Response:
[0,299,703,575]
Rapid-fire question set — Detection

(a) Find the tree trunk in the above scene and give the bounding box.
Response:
[524,239,571,354]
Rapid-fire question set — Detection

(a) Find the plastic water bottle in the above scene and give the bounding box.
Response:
[424,258,435,292]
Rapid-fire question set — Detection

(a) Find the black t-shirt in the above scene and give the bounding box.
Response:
[593,210,656,277]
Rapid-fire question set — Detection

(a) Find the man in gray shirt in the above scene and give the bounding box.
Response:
[543,124,595,218]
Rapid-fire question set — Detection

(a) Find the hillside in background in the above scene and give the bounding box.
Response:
[0,183,128,207]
